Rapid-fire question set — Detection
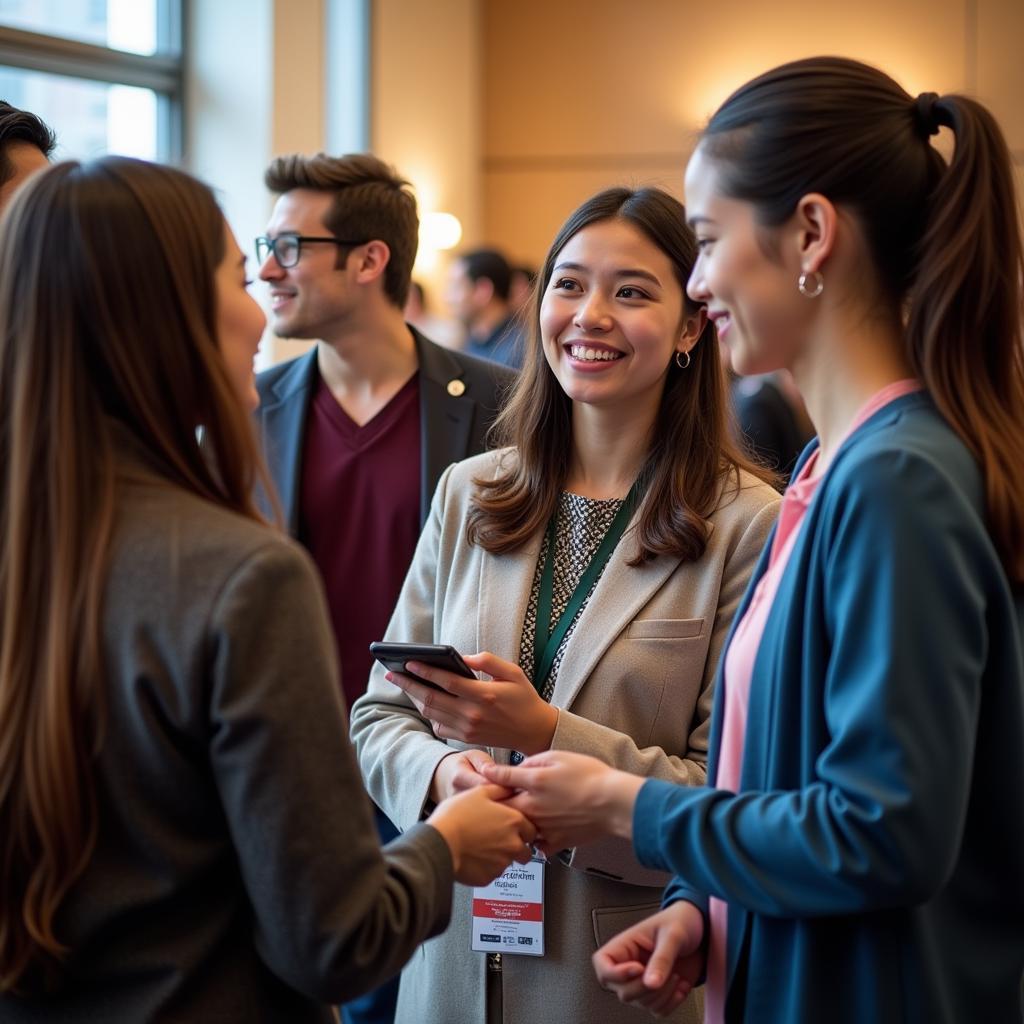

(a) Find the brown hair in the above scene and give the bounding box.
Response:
[458,248,513,301]
[0,157,270,992]
[467,186,772,566]
[265,152,419,308]
[0,101,55,183]
[700,56,1024,584]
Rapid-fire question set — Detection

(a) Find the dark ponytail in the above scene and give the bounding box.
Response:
[906,95,1024,584]
[701,56,1024,584]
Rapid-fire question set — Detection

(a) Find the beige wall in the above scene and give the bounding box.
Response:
[977,0,1024,154]
[371,0,482,304]
[272,0,327,158]
[482,0,1024,266]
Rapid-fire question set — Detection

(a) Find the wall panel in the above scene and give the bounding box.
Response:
[483,0,976,264]
[976,0,1024,153]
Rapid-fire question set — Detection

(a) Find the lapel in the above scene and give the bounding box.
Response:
[476,527,544,667]
[256,347,319,537]
[546,511,698,710]
[415,328,475,525]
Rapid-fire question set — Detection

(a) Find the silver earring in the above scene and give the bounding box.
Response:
[798,270,824,298]
[675,350,691,370]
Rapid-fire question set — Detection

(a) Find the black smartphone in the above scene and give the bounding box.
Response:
[369,642,475,692]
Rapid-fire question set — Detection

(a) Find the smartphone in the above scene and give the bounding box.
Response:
[369,642,475,692]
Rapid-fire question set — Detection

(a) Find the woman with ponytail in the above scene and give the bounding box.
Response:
[484,58,1024,1022]
[0,157,534,1022]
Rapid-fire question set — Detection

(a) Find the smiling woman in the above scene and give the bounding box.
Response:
[468,187,777,562]
[350,186,781,1024]
[542,218,690,411]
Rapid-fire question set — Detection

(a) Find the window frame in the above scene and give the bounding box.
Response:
[0,0,185,161]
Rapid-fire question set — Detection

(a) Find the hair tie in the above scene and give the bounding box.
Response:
[913,92,942,138]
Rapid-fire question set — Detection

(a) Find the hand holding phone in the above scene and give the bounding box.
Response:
[372,647,559,756]
[369,642,475,692]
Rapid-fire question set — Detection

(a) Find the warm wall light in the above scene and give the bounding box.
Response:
[679,53,939,136]
[420,211,463,252]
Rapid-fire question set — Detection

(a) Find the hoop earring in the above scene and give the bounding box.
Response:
[675,350,691,370]
[798,271,824,298]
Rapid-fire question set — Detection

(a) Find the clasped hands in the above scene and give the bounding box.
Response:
[388,650,640,847]
[391,653,703,1016]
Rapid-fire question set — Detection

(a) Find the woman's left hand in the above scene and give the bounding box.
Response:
[592,901,706,1017]
[388,651,558,755]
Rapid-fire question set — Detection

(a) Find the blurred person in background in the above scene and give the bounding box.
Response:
[722,333,813,484]
[508,263,538,313]
[446,247,525,368]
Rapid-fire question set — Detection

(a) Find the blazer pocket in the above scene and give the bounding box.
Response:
[626,617,704,640]
[592,901,664,949]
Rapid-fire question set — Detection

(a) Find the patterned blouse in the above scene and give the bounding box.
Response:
[518,490,627,701]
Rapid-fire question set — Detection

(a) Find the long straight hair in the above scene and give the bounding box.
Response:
[699,56,1024,584]
[0,157,271,992]
[467,187,772,566]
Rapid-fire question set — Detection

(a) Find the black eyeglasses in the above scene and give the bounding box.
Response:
[255,232,367,269]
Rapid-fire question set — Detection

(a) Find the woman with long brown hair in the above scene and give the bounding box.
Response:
[350,185,780,1024]
[484,57,1024,1023]
[0,156,534,1022]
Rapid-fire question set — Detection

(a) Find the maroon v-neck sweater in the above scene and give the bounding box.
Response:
[298,373,421,711]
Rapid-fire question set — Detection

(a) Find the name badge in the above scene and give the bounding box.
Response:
[471,856,544,956]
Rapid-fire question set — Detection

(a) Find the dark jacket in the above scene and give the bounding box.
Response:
[730,374,811,482]
[255,326,515,530]
[635,392,1024,1023]
[0,445,454,1023]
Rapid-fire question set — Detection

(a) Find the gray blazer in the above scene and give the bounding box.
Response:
[0,446,453,1023]
[350,450,780,1024]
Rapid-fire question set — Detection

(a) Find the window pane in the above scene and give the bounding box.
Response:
[0,0,172,56]
[0,65,159,160]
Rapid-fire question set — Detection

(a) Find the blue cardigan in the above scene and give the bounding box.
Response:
[634,392,1024,1022]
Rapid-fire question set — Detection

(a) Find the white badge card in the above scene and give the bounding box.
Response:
[471,856,544,956]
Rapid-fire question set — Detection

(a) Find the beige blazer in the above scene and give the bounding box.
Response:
[350,449,780,1024]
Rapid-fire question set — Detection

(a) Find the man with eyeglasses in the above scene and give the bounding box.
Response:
[254,152,514,1024]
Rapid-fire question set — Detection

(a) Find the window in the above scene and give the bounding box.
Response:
[0,0,183,162]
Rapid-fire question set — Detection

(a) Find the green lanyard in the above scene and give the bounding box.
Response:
[531,478,644,692]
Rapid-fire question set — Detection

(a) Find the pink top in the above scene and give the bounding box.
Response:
[703,379,921,1023]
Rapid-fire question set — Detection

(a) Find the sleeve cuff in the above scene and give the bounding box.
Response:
[394,821,455,939]
[632,777,682,871]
